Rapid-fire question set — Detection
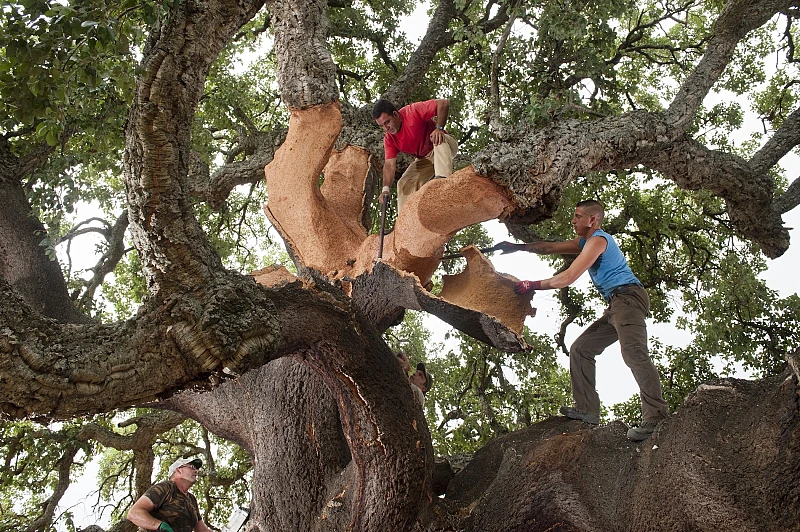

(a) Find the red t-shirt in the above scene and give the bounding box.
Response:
[383,100,438,160]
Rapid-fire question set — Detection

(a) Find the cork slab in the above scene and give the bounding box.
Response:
[438,246,535,335]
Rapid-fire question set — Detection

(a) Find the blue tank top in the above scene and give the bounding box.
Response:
[578,229,641,300]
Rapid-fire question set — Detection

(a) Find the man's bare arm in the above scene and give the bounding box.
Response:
[499,239,581,255]
[434,98,450,128]
[380,158,397,204]
[538,236,607,289]
[127,496,163,530]
[382,158,396,188]
[511,237,606,295]
[430,99,450,145]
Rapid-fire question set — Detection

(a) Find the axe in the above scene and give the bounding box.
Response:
[377,192,389,260]
[440,243,519,261]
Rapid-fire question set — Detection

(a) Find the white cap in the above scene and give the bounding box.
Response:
[167,456,203,478]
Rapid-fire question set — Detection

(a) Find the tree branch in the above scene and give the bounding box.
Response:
[774,176,800,214]
[188,128,286,209]
[489,14,517,134]
[382,0,459,104]
[0,138,91,323]
[73,211,130,310]
[270,0,338,107]
[24,442,80,532]
[642,135,789,256]
[666,0,795,131]
[0,269,374,419]
[473,109,790,257]
[750,105,800,175]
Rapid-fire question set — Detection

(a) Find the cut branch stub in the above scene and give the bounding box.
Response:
[263,103,367,277]
[350,261,528,352]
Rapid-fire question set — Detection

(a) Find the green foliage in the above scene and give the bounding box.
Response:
[0,418,97,532]
[680,265,800,375]
[1,0,141,225]
[611,339,721,425]
[192,184,289,274]
[424,329,571,454]
[0,0,142,138]
[384,310,435,360]
[326,0,417,105]
[97,250,148,320]
[198,53,287,163]
[718,24,773,95]
[752,69,799,128]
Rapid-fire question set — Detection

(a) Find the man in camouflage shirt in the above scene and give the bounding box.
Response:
[126,456,213,532]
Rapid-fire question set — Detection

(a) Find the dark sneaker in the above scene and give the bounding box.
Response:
[626,421,658,442]
[559,406,599,425]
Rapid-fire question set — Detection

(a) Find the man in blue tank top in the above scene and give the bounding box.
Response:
[499,200,669,441]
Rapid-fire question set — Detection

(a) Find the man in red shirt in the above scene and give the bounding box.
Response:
[372,98,458,211]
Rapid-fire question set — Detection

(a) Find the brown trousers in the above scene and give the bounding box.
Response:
[569,285,669,423]
[396,133,458,212]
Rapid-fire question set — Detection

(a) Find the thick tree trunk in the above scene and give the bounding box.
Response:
[166,353,800,531]
[0,139,89,324]
[167,351,434,531]
[443,357,800,531]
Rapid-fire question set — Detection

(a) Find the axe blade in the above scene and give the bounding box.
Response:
[440,243,514,261]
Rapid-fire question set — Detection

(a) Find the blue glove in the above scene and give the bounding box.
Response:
[158,522,175,532]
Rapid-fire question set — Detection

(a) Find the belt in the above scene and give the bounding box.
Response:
[607,283,640,299]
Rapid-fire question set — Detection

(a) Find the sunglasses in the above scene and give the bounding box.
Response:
[180,464,199,470]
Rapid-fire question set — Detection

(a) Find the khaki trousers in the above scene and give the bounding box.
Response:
[568,285,669,423]
[396,133,458,212]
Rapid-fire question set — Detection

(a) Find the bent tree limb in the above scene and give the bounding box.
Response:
[0,268,403,420]
[474,109,791,258]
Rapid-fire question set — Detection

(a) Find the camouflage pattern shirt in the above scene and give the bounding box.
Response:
[142,480,202,532]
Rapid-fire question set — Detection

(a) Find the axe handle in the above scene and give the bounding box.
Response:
[440,243,512,260]
[377,195,388,260]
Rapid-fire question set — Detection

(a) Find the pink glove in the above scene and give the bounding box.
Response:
[514,280,542,295]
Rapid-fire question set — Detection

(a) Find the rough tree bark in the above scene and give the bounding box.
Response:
[165,355,433,531]
[440,353,800,532]
[162,353,800,531]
